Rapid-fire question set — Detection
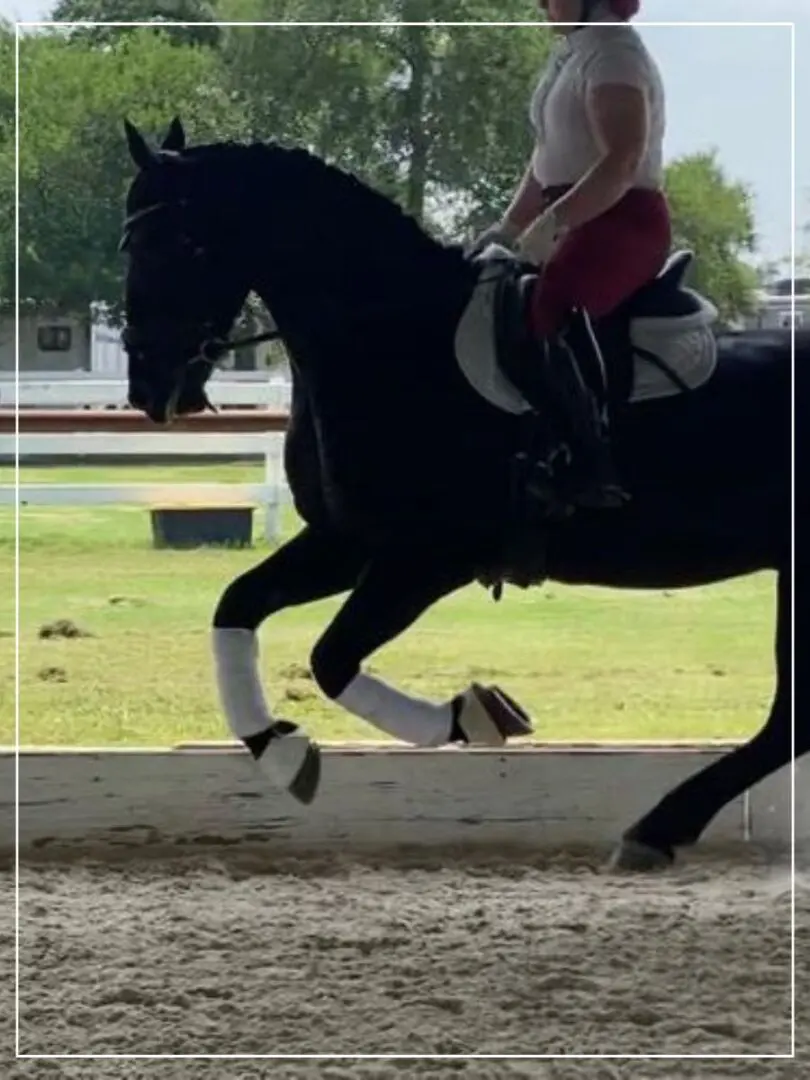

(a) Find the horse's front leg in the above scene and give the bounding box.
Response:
[212,525,366,804]
[309,545,534,748]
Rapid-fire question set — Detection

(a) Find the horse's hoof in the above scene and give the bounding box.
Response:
[253,721,322,805]
[288,741,321,806]
[454,683,534,746]
[607,838,675,873]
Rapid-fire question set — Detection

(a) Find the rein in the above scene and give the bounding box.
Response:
[199,327,283,364]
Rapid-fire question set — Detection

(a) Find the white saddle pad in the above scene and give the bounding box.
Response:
[454,264,719,415]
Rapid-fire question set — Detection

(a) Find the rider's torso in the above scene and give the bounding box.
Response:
[530,20,665,190]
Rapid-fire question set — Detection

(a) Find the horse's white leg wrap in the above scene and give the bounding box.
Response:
[336,672,453,747]
[212,627,273,739]
[212,627,318,799]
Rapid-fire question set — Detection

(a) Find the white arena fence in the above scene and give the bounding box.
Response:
[2,377,291,541]
[1,373,292,411]
[4,431,287,542]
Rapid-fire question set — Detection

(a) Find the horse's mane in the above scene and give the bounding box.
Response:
[183,139,461,265]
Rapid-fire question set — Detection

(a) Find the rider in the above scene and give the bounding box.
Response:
[472,0,672,508]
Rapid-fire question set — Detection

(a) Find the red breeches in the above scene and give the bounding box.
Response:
[529,187,673,336]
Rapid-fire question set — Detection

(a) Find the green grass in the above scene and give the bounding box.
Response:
[0,463,777,748]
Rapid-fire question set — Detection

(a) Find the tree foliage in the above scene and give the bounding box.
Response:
[52,0,222,49]
[0,20,15,303]
[665,151,759,321]
[215,0,552,232]
[15,27,246,315]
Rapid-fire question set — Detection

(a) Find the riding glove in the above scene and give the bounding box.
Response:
[465,219,521,258]
[517,207,566,266]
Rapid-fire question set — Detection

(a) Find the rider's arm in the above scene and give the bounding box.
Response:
[551,80,648,231]
[499,162,549,237]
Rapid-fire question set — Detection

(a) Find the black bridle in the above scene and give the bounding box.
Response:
[196,325,284,366]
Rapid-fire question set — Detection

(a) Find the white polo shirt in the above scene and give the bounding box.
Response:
[529,16,665,190]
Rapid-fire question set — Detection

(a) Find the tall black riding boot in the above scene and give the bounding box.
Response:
[536,320,629,510]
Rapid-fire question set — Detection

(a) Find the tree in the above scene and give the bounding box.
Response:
[384,0,553,232]
[664,151,759,322]
[13,28,245,318]
[212,4,762,315]
[0,20,14,306]
[214,0,554,231]
[51,0,222,50]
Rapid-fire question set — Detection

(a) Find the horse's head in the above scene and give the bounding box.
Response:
[120,117,471,422]
[119,117,251,423]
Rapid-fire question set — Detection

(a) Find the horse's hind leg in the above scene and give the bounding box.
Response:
[212,524,366,804]
[612,567,802,869]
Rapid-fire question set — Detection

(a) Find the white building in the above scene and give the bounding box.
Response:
[0,310,91,373]
[1,308,292,387]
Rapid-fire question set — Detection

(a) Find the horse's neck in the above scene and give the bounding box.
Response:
[253,225,473,369]
[305,206,470,307]
[242,147,475,374]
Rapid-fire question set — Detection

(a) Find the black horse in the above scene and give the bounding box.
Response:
[120,118,798,870]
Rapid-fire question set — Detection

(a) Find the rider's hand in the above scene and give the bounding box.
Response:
[465,219,521,259]
[517,207,565,266]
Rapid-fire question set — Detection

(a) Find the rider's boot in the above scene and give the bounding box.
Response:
[535,312,629,510]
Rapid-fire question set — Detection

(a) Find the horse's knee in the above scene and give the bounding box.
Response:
[213,576,257,630]
[213,571,284,631]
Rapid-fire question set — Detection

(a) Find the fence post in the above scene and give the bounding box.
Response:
[263,431,284,543]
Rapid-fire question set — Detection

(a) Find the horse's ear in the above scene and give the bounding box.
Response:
[161,116,186,153]
[123,119,156,170]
